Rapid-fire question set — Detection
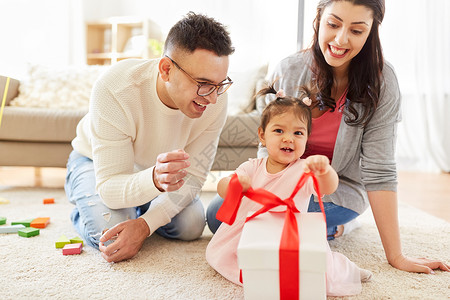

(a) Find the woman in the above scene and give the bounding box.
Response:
[207,0,449,274]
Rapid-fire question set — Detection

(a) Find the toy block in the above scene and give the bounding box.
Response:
[30,217,50,229]
[0,224,26,234]
[55,235,71,248]
[11,219,35,227]
[0,216,6,225]
[0,197,10,204]
[43,198,55,204]
[70,236,84,246]
[18,227,40,238]
[62,243,83,255]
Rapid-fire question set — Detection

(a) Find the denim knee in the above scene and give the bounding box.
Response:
[206,194,224,234]
[176,199,206,241]
[71,194,138,249]
[157,197,205,241]
[70,206,101,249]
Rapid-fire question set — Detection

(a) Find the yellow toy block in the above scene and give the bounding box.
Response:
[55,235,71,248]
[70,236,84,246]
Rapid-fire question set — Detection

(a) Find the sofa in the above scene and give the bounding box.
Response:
[0,64,265,171]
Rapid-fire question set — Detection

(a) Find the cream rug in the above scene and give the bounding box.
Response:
[0,187,449,300]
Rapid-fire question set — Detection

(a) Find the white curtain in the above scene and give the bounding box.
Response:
[381,0,450,172]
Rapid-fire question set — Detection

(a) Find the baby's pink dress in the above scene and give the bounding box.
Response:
[206,157,362,296]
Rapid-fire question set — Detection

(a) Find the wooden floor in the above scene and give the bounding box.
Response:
[0,167,449,222]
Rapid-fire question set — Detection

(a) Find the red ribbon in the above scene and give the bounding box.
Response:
[216,172,326,300]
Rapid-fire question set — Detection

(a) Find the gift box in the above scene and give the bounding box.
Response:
[237,211,327,300]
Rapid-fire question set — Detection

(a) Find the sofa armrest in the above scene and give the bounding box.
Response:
[0,76,20,106]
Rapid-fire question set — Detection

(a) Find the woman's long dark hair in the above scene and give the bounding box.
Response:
[311,0,385,126]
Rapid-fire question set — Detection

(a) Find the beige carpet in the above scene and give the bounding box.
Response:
[0,187,449,300]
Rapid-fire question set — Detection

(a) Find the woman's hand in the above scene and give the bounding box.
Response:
[389,254,450,274]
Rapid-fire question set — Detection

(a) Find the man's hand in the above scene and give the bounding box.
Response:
[153,149,190,192]
[99,218,150,263]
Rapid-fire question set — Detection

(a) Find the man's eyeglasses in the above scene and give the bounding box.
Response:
[165,55,233,97]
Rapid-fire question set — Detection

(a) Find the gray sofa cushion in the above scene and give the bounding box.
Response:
[0,107,87,142]
[218,111,260,148]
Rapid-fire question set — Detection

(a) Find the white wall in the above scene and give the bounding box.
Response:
[0,0,85,79]
[0,0,299,79]
[82,0,299,74]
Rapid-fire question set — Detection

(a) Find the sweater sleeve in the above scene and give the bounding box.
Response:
[360,63,402,191]
[139,99,228,234]
[89,76,161,209]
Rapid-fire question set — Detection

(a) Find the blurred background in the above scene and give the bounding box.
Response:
[0,0,449,173]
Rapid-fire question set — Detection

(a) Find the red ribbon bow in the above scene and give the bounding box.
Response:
[216,172,326,300]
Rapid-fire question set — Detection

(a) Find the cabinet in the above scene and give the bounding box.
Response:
[86,16,162,65]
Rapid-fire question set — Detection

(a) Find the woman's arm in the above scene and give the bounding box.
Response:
[368,190,450,273]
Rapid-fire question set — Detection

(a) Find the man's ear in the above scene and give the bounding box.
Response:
[159,57,172,82]
[258,127,266,146]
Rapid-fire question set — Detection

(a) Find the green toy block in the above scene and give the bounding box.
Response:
[0,216,6,225]
[11,219,35,227]
[18,227,40,238]
[55,235,71,248]
[70,236,84,246]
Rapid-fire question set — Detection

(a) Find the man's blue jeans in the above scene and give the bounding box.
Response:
[65,151,205,249]
[206,195,359,240]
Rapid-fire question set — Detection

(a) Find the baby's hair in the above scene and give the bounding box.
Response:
[257,84,313,136]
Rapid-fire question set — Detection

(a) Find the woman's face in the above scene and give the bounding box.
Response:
[318,1,374,73]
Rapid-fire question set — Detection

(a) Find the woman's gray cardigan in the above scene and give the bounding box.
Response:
[260,51,401,214]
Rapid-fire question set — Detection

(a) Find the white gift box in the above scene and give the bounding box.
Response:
[237,212,327,300]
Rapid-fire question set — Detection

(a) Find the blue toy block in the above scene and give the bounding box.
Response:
[0,224,26,234]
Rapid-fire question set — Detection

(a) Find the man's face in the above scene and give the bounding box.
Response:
[160,49,230,119]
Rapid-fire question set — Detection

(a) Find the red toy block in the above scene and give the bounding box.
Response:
[62,243,83,255]
[43,198,55,204]
[30,217,50,229]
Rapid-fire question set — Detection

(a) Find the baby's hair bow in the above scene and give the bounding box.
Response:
[276,89,286,98]
[302,97,312,106]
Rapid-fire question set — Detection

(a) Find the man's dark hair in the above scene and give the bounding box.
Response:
[164,12,234,56]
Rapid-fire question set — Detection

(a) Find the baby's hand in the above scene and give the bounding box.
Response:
[238,175,252,192]
[304,155,331,176]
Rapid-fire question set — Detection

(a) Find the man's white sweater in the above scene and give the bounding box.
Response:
[72,58,227,234]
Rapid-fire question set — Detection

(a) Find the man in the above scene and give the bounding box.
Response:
[65,12,234,262]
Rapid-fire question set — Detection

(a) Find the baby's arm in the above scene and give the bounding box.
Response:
[304,155,338,195]
[217,174,252,198]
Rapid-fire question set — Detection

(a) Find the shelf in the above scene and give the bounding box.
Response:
[86,16,162,65]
